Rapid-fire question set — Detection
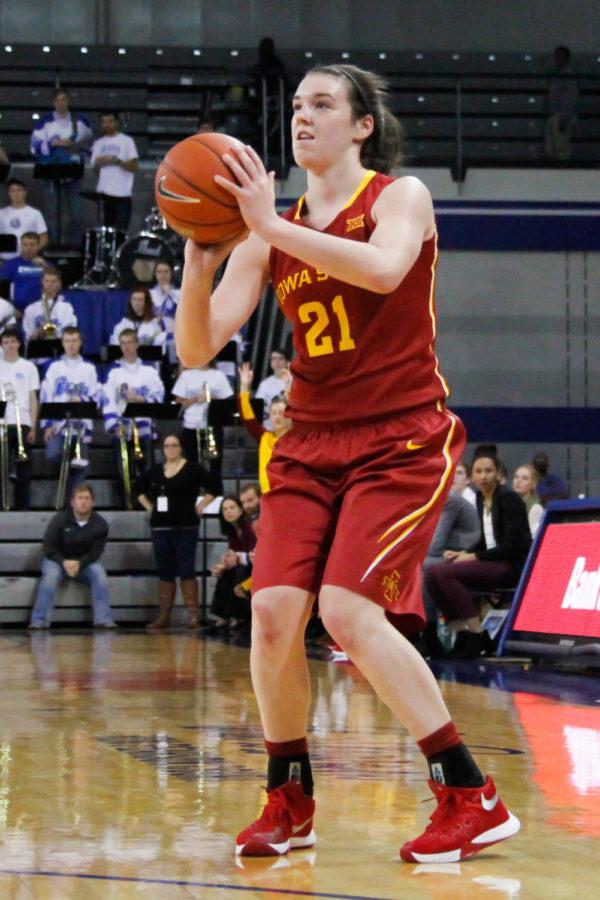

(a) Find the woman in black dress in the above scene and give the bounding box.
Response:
[135,433,219,630]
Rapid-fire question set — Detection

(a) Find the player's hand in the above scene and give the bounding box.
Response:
[238,361,253,390]
[216,144,278,238]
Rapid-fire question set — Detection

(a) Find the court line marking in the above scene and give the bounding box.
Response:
[0,869,396,900]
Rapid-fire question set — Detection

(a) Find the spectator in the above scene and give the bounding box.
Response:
[0,178,48,260]
[23,266,77,342]
[254,348,292,428]
[101,328,165,504]
[197,117,215,134]
[29,483,115,629]
[109,286,166,348]
[424,450,531,660]
[90,111,139,232]
[238,362,291,493]
[453,459,477,507]
[172,360,233,493]
[512,464,544,538]
[545,45,578,161]
[40,327,99,500]
[208,495,257,632]
[150,259,180,345]
[30,87,93,245]
[0,327,39,509]
[0,232,45,312]
[135,433,218,631]
[239,482,261,519]
[418,482,481,658]
[531,451,569,505]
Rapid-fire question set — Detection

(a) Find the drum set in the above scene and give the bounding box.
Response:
[73,194,184,290]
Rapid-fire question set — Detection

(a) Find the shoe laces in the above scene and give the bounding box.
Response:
[425,789,466,833]
[256,787,289,828]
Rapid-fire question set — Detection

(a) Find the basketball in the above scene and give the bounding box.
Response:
[154,133,246,244]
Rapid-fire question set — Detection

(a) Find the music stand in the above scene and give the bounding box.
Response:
[80,189,106,227]
[33,162,85,245]
[207,396,264,427]
[26,338,63,360]
[0,401,6,417]
[0,235,17,255]
[123,402,180,421]
[39,402,98,420]
[0,163,10,183]
[104,346,164,363]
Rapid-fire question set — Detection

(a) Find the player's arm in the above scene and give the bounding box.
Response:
[175,232,270,368]
[217,146,433,294]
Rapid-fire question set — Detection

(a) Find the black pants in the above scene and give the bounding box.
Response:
[0,425,31,510]
[103,195,132,232]
[151,527,198,581]
[181,426,224,495]
[211,565,251,621]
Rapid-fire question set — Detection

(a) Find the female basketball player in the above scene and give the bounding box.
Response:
[176,64,520,863]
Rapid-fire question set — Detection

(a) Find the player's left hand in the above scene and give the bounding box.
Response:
[216,145,278,238]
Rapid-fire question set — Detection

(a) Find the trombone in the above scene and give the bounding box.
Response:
[0,385,9,510]
[5,383,28,463]
[195,383,219,464]
[55,418,89,510]
[117,382,144,509]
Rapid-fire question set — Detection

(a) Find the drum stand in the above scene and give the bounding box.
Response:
[73,191,122,289]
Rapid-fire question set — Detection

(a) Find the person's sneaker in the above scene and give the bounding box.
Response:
[235,781,316,857]
[400,776,520,863]
[28,622,48,630]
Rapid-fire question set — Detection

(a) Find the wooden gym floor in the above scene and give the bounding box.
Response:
[0,630,599,899]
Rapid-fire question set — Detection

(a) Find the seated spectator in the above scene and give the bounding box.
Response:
[23,266,77,342]
[238,361,291,492]
[531,451,569,505]
[208,495,256,632]
[0,232,45,312]
[29,483,115,629]
[172,360,233,494]
[90,111,139,232]
[0,178,48,261]
[419,473,481,658]
[40,327,99,500]
[109,286,166,348]
[150,259,180,341]
[512,464,544,538]
[0,327,39,509]
[424,449,531,660]
[453,459,477,507]
[254,348,292,429]
[135,433,218,631]
[545,45,578,161]
[239,482,261,520]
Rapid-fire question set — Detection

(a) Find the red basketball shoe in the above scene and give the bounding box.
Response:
[235,781,316,857]
[400,776,520,863]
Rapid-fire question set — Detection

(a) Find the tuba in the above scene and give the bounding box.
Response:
[41,294,57,339]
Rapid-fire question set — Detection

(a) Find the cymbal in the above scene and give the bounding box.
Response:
[79,190,104,202]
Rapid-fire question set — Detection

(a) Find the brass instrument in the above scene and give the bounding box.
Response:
[41,294,57,339]
[195,383,219,463]
[132,420,144,461]
[55,420,89,510]
[4,383,28,463]
[117,381,144,508]
[0,385,9,510]
[120,424,132,509]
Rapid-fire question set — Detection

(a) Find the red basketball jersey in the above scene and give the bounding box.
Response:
[270,170,450,424]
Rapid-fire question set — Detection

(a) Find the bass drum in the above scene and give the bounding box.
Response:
[115,232,176,289]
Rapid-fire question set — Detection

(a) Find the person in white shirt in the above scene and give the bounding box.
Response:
[173,362,233,492]
[150,259,180,360]
[90,112,139,232]
[109,286,165,349]
[40,327,100,500]
[23,267,77,343]
[0,179,48,260]
[0,328,39,508]
[30,87,93,245]
[254,348,292,430]
[101,329,165,506]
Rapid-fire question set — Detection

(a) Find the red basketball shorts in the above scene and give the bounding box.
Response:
[251,402,466,625]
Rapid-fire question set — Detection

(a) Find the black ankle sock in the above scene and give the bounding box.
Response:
[267,752,314,796]
[427,743,485,788]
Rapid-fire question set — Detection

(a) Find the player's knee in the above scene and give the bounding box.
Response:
[319,595,358,650]
[251,588,298,647]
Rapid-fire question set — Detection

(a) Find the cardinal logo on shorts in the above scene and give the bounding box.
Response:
[345,213,365,233]
[381,569,401,604]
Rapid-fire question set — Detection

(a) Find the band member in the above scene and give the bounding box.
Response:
[172,360,232,493]
[101,328,164,507]
[40,327,99,500]
[22,266,77,342]
[109,286,166,349]
[0,327,39,509]
[90,110,139,232]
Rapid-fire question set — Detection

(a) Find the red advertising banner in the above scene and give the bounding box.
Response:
[513,522,600,639]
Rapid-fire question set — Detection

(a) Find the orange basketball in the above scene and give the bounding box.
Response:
[154,133,246,244]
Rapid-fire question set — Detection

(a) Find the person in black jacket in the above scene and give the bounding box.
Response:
[424,449,531,658]
[135,433,219,631]
[29,483,114,629]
